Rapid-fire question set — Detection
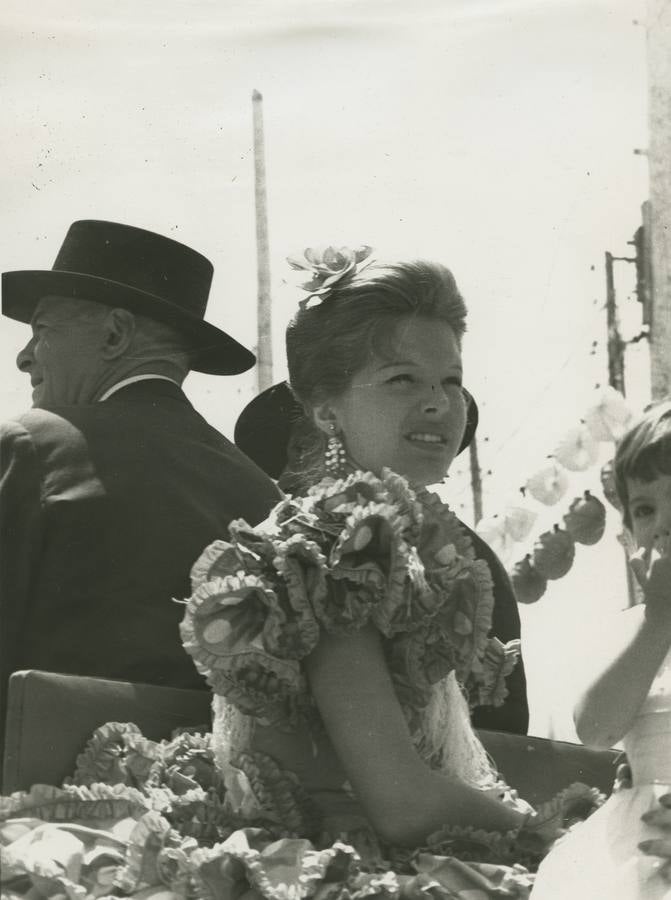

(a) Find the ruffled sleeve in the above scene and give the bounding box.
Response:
[181,472,425,722]
[180,558,322,724]
[410,489,521,711]
[180,470,520,730]
[308,475,428,636]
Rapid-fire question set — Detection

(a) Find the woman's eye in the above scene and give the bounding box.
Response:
[443,377,463,389]
[387,373,413,385]
[631,504,654,519]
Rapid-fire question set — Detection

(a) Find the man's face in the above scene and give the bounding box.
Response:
[16,297,108,407]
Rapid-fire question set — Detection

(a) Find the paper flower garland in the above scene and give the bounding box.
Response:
[502,498,538,543]
[563,491,607,545]
[474,388,637,605]
[583,386,633,443]
[532,526,576,580]
[553,425,599,472]
[510,555,548,605]
[526,462,569,506]
[474,515,516,565]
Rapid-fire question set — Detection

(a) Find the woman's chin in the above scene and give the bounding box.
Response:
[353,451,452,487]
[398,461,451,488]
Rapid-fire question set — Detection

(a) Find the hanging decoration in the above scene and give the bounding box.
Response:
[510,555,548,605]
[473,387,637,606]
[532,526,576,580]
[525,461,569,506]
[501,493,538,542]
[563,491,607,545]
[553,424,599,472]
[474,515,516,565]
[583,386,633,443]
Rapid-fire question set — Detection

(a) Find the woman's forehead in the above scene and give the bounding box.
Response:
[370,317,461,364]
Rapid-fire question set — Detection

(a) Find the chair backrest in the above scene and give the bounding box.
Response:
[2,669,618,805]
[2,670,212,792]
[477,728,618,806]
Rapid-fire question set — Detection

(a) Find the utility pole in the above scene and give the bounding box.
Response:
[469,435,483,525]
[252,89,273,393]
[604,252,627,396]
[604,251,635,603]
[646,0,671,399]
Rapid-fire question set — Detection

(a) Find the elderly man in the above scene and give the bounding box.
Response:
[0,220,280,731]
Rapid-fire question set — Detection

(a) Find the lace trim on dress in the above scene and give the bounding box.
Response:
[212,694,254,767]
[420,672,501,788]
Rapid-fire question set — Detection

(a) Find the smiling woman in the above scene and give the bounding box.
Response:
[0,251,600,899]
[276,257,472,491]
[318,317,467,486]
[177,251,568,891]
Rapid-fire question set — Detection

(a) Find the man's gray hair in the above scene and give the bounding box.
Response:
[47,296,192,378]
[130,312,192,376]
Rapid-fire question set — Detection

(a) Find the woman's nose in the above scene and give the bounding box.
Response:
[16,337,36,373]
[421,383,451,415]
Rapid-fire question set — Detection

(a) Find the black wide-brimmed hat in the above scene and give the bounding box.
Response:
[235,381,479,479]
[1,219,255,375]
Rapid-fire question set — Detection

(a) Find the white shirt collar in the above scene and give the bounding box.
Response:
[98,374,181,402]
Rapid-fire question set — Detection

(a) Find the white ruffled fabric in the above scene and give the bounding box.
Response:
[531,648,671,899]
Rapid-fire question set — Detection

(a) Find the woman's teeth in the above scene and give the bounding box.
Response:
[407,433,444,444]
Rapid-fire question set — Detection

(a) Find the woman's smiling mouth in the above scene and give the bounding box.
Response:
[405,431,448,446]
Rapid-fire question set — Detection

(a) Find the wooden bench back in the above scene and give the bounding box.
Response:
[2,670,618,806]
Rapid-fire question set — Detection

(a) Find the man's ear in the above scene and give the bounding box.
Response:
[311,400,341,436]
[102,308,136,360]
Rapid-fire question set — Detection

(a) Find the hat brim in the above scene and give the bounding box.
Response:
[234,381,479,480]
[2,269,255,376]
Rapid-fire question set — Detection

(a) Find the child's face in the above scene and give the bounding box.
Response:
[626,472,671,556]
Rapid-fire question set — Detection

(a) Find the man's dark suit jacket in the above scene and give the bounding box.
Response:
[0,378,527,739]
[0,380,281,724]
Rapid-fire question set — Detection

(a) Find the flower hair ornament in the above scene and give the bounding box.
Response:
[287,244,375,310]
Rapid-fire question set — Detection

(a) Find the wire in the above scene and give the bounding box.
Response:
[450,297,606,504]
[484,298,605,461]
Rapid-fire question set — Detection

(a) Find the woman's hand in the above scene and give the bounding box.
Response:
[517,782,604,855]
[304,624,525,846]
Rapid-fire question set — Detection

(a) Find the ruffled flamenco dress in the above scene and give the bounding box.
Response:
[1,470,602,900]
[530,645,671,899]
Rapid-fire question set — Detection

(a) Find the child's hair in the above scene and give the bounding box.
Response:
[614,398,671,529]
[279,259,467,493]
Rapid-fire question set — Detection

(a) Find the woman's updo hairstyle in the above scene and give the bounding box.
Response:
[280,259,468,492]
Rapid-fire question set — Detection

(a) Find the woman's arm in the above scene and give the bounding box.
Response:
[574,603,671,750]
[305,623,525,846]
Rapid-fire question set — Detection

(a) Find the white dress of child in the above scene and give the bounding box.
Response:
[531,646,671,899]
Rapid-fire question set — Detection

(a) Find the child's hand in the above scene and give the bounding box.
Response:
[629,543,671,629]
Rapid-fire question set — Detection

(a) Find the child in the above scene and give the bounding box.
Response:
[531,399,671,898]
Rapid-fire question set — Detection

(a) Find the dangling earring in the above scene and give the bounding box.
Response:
[325,424,347,474]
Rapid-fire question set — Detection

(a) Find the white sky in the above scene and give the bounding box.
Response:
[1,0,655,739]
